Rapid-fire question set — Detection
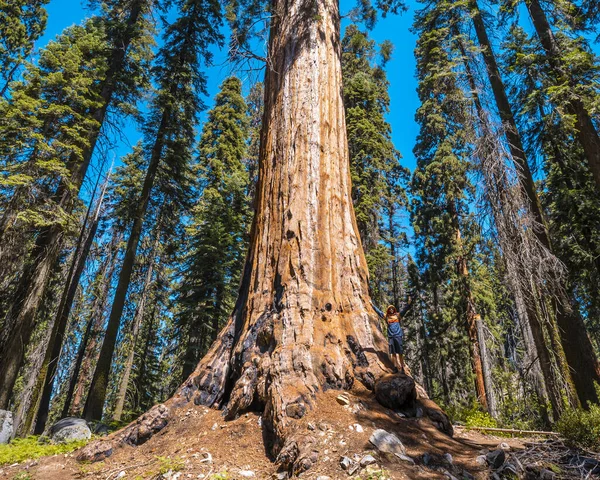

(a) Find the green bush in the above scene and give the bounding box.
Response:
[0,436,89,465]
[556,404,600,451]
[465,409,497,429]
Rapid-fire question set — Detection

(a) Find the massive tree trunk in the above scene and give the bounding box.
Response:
[177,0,390,471]
[77,1,453,472]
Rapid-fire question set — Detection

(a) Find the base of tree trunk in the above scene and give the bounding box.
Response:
[77,350,452,474]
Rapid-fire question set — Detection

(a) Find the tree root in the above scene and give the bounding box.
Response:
[76,404,170,462]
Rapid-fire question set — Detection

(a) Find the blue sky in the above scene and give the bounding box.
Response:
[39,0,421,176]
[37,1,600,188]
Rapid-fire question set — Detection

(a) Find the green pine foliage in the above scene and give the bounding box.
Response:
[341,24,408,305]
[175,76,251,380]
[0,19,108,230]
[502,24,600,346]
[410,0,482,410]
[0,0,49,95]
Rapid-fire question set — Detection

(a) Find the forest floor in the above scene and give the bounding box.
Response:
[0,386,552,480]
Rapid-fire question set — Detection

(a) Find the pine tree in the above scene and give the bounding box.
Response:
[176,76,251,381]
[83,0,223,422]
[0,19,109,409]
[0,0,155,409]
[498,17,600,407]
[0,0,49,96]
[341,25,405,303]
[411,0,491,412]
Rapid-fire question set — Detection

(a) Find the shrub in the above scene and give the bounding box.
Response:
[0,436,90,465]
[556,404,600,451]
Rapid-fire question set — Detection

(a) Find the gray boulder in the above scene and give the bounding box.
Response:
[369,428,406,456]
[0,410,13,444]
[50,417,91,444]
[374,374,416,410]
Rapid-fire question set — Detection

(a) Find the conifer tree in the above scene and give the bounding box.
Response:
[411,0,490,412]
[341,24,406,304]
[83,0,223,421]
[0,20,109,409]
[0,0,155,409]
[176,76,251,381]
[498,17,600,407]
[0,0,49,96]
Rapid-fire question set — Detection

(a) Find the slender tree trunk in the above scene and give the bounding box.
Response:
[63,230,122,417]
[455,228,489,412]
[30,179,108,434]
[525,0,600,190]
[512,280,552,424]
[84,110,169,422]
[112,228,160,422]
[476,316,498,418]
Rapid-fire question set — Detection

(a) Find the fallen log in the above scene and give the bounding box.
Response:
[455,425,560,437]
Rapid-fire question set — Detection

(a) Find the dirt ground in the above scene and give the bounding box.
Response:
[0,385,530,480]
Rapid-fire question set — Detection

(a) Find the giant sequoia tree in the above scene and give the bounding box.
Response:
[184,1,393,468]
[79,0,418,472]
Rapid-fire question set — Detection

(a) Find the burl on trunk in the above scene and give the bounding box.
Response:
[79,0,450,472]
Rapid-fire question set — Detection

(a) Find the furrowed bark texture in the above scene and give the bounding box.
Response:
[179,0,389,471]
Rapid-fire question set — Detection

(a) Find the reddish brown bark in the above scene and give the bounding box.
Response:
[177,0,391,471]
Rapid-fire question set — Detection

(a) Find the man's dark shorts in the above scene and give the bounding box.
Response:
[388,330,404,355]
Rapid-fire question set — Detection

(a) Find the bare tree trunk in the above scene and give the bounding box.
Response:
[30,178,108,434]
[475,316,498,419]
[175,1,392,471]
[63,231,122,417]
[112,227,160,422]
[455,228,489,413]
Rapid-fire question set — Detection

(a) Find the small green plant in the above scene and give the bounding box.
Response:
[209,471,230,480]
[556,403,600,451]
[12,472,32,480]
[465,409,497,429]
[0,436,90,465]
[156,455,185,474]
[355,467,391,480]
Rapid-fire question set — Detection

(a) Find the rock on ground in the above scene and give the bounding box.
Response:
[369,428,406,456]
[49,417,91,444]
[0,410,13,444]
[374,374,416,411]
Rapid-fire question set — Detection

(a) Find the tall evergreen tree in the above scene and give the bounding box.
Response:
[411,0,490,412]
[0,0,155,409]
[341,24,407,305]
[176,76,251,381]
[0,0,49,96]
[0,20,109,409]
[83,0,223,421]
